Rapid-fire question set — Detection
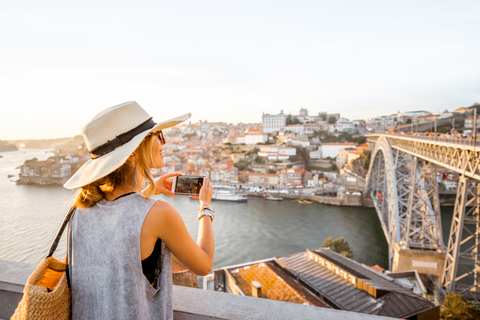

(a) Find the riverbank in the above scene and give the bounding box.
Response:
[247,192,455,208]
[247,192,364,206]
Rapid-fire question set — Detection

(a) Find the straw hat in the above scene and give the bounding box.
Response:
[63,101,190,189]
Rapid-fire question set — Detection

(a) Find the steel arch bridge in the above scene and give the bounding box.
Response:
[366,133,480,302]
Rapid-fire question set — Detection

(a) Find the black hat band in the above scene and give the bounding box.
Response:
[89,118,156,159]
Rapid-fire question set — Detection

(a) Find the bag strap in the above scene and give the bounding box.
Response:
[46,206,76,259]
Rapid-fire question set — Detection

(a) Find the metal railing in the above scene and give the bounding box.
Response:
[367,132,480,147]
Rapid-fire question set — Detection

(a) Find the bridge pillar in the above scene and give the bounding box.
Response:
[442,177,480,302]
[392,242,446,277]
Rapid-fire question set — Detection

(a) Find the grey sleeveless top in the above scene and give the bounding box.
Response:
[69,193,173,320]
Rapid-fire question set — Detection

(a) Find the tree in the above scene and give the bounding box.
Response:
[24,158,38,165]
[440,292,480,320]
[286,115,301,125]
[234,160,251,171]
[363,149,371,171]
[255,155,265,164]
[321,236,354,258]
[328,116,337,124]
[319,112,327,121]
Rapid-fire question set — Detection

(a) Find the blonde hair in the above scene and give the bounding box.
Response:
[73,133,157,208]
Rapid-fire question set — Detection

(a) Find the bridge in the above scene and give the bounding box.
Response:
[366,132,480,302]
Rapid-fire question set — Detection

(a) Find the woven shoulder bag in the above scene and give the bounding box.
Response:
[11,207,75,320]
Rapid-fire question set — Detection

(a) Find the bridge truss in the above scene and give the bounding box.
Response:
[367,137,444,263]
[366,134,480,301]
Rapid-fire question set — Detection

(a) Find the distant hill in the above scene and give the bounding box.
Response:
[0,140,18,152]
[9,137,75,149]
[54,135,85,152]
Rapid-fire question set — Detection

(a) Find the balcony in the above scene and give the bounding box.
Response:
[0,260,396,320]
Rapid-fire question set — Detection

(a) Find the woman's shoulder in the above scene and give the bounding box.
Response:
[147,199,181,223]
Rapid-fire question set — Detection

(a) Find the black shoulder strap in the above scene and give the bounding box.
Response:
[153,241,166,289]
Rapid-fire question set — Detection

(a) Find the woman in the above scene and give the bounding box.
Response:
[63,101,214,320]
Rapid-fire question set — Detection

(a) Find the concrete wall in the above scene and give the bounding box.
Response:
[0,260,396,320]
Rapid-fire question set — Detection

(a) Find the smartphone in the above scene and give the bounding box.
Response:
[171,175,205,195]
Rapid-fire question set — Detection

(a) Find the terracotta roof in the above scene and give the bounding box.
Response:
[350,150,363,155]
[229,261,329,308]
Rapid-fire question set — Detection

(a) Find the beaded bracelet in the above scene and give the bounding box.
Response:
[198,204,214,214]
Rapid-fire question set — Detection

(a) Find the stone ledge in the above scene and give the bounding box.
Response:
[0,259,395,320]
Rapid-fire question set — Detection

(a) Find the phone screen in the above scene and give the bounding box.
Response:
[174,176,204,195]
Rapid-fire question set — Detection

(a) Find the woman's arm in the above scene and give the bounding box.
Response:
[142,177,214,276]
[142,172,181,197]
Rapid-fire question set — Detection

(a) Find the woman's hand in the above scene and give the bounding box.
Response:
[153,173,181,197]
[199,177,214,205]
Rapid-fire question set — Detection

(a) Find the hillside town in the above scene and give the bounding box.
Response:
[5,104,480,319]
[11,104,480,207]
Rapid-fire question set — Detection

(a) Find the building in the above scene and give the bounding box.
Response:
[262,111,288,133]
[284,124,304,135]
[258,145,295,161]
[454,107,469,114]
[290,108,320,124]
[17,157,74,185]
[279,166,307,186]
[370,115,396,132]
[245,132,268,145]
[336,147,356,167]
[321,142,356,159]
[335,118,356,134]
[211,259,329,307]
[224,135,246,144]
[464,116,480,129]
[208,248,438,319]
[277,249,439,319]
[246,173,280,185]
[347,149,363,164]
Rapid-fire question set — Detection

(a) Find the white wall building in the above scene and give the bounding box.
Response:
[262,111,288,133]
[245,132,268,145]
[279,147,296,156]
[284,123,320,135]
[258,146,295,160]
[284,125,304,135]
[321,142,356,159]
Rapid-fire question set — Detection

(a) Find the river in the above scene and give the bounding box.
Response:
[0,149,453,270]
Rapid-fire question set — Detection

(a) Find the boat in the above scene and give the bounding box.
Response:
[298,200,313,204]
[264,195,283,201]
[190,195,199,199]
[7,174,14,178]
[212,193,248,202]
[292,200,313,204]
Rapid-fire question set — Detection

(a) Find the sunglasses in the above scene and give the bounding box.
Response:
[148,130,167,144]
[157,130,166,144]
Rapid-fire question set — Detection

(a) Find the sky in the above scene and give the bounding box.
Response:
[1,0,479,140]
